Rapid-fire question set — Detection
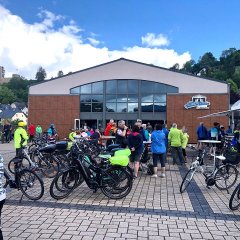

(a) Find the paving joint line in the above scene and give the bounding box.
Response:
[5,199,240,221]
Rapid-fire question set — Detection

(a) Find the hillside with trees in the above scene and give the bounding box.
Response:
[170,48,240,104]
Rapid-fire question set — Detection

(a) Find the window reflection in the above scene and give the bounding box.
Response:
[128,80,138,93]
[92,82,103,93]
[80,103,91,112]
[80,95,92,102]
[154,94,166,102]
[117,80,128,94]
[117,103,127,112]
[116,95,128,102]
[92,103,103,112]
[106,80,117,94]
[70,87,80,94]
[141,94,154,102]
[106,103,116,112]
[106,95,116,102]
[91,95,103,102]
[128,95,138,102]
[128,103,138,112]
[73,79,176,112]
[154,83,167,93]
[141,81,154,93]
[154,103,166,112]
[141,103,153,112]
[80,84,91,94]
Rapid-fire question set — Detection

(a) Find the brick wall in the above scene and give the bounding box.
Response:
[167,94,229,143]
[28,95,80,139]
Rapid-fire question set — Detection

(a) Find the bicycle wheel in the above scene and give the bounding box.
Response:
[229,183,240,210]
[18,169,44,200]
[214,164,238,190]
[39,156,59,178]
[180,168,196,193]
[8,157,31,174]
[50,168,82,200]
[101,166,133,199]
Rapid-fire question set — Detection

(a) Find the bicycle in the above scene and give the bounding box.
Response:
[4,157,44,201]
[50,145,133,200]
[180,140,238,193]
[229,182,240,210]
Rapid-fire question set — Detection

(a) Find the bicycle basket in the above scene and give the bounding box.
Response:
[109,156,129,167]
[223,152,240,165]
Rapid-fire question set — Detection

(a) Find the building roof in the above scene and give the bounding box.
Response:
[0,104,26,119]
[29,58,229,95]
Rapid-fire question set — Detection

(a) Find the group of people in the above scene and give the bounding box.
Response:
[103,119,190,179]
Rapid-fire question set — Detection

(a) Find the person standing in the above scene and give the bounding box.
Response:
[147,122,153,133]
[36,124,42,138]
[196,122,208,149]
[0,154,6,240]
[3,120,11,143]
[168,123,184,165]
[104,119,115,145]
[151,124,167,178]
[48,123,57,138]
[14,121,29,157]
[116,120,128,148]
[181,127,189,163]
[28,123,36,142]
[128,125,144,178]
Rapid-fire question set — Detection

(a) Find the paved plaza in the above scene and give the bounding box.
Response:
[0,143,239,240]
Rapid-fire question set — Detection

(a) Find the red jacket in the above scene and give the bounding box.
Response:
[104,123,112,136]
[28,124,36,136]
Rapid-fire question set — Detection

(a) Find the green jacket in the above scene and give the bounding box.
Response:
[14,127,29,149]
[68,132,76,142]
[36,126,42,134]
[182,133,189,149]
[168,127,183,147]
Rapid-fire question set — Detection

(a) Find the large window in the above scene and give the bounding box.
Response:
[70,80,178,113]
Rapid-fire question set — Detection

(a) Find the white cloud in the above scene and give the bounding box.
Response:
[142,33,170,47]
[0,5,191,79]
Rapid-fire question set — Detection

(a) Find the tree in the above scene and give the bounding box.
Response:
[169,63,180,70]
[233,66,240,87]
[35,66,47,81]
[0,86,16,104]
[181,60,195,73]
[57,70,63,77]
[227,78,238,93]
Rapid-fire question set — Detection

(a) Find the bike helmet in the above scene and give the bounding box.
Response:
[18,121,26,127]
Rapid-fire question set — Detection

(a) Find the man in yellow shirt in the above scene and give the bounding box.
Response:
[14,121,29,157]
[168,123,184,165]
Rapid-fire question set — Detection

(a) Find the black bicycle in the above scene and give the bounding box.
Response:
[229,183,240,210]
[50,153,133,200]
[4,157,44,201]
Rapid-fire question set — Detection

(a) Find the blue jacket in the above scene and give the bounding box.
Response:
[151,130,166,154]
[196,125,208,140]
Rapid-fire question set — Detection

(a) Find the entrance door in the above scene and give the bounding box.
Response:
[74,119,80,130]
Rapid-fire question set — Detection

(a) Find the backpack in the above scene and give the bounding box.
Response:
[210,127,218,138]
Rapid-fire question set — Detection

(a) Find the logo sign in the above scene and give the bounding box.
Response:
[184,95,210,110]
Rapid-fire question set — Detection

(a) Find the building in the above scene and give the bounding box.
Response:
[28,58,229,142]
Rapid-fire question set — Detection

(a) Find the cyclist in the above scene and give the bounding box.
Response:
[68,129,76,142]
[14,121,29,157]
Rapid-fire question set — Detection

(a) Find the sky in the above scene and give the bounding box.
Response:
[0,0,239,79]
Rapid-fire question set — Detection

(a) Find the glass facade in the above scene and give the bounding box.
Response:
[70,79,178,114]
